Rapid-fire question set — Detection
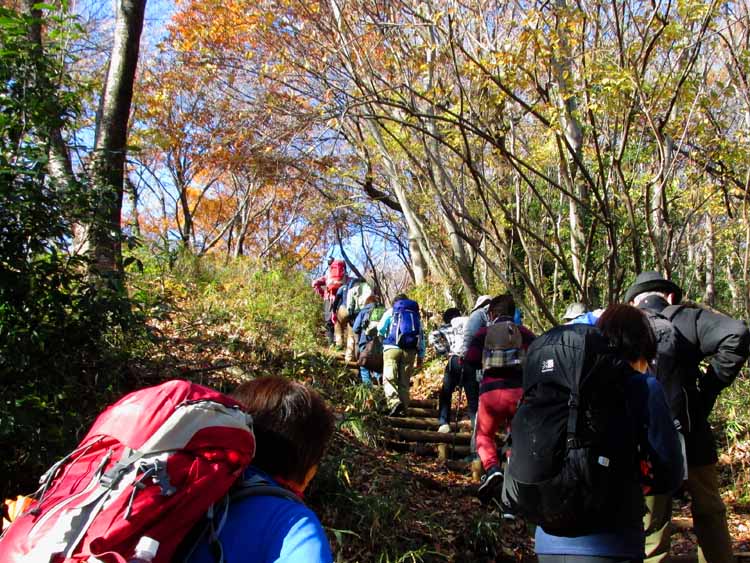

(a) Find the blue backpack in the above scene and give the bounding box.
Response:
[386,299,421,350]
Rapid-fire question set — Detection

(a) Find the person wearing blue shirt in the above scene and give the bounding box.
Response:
[535,304,683,562]
[352,295,383,385]
[187,377,335,563]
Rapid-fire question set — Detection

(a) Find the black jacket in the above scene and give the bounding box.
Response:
[640,297,750,465]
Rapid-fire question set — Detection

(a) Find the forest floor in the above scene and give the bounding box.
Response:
[140,315,750,562]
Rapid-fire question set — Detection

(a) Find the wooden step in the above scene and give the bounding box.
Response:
[384,416,471,431]
[408,398,438,409]
[405,406,440,417]
[386,427,472,444]
[386,440,472,459]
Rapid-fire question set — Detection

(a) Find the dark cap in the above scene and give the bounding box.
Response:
[623,271,682,304]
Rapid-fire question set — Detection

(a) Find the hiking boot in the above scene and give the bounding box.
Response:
[437,423,451,433]
[477,465,504,505]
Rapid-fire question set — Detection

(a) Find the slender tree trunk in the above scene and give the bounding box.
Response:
[87,0,147,280]
[704,214,715,306]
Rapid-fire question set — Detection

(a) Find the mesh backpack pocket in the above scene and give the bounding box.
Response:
[483,320,525,370]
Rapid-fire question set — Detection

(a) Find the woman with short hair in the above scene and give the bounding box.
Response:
[534,304,683,563]
[188,376,336,563]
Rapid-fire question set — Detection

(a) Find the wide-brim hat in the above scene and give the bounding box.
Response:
[624,271,682,304]
[562,302,586,321]
[471,294,492,313]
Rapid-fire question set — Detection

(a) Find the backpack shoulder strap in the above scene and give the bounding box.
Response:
[178,476,302,563]
[661,304,685,321]
[230,475,302,505]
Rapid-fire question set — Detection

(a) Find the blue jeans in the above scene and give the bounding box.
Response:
[359,366,381,385]
[438,355,479,425]
[358,345,381,385]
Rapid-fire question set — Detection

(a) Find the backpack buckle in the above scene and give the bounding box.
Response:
[100,461,130,489]
[567,394,579,408]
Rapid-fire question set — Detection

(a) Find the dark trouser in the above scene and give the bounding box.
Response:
[538,556,642,563]
[437,356,479,426]
[644,463,733,563]
[325,321,334,344]
[323,299,334,344]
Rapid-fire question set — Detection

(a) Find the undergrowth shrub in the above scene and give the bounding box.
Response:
[129,248,322,356]
[713,375,750,502]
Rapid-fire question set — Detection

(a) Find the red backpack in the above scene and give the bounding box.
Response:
[326,260,346,293]
[0,380,255,563]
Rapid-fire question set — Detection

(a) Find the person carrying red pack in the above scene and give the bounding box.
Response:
[311,257,347,346]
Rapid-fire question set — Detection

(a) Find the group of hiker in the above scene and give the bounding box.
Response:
[2,258,748,563]
[312,257,425,416]
[313,258,750,563]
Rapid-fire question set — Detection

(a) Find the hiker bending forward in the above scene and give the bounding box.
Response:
[467,294,535,502]
[377,294,425,416]
[535,305,683,562]
[626,271,750,563]
[187,377,335,563]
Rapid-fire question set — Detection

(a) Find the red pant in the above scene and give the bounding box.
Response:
[476,384,523,471]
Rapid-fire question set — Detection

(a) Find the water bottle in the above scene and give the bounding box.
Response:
[127,536,159,563]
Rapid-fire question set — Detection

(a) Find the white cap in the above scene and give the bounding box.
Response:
[134,536,160,558]
[471,295,492,313]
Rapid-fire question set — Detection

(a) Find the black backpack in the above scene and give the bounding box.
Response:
[643,305,692,433]
[501,324,636,536]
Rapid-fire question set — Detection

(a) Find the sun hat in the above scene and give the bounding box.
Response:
[471,295,492,313]
[623,271,682,304]
[562,302,587,321]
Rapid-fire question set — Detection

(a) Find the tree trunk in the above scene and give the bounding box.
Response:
[704,214,715,306]
[87,0,147,280]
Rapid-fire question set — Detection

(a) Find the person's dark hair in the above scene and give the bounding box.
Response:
[596,304,657,363]
[365,294,379,305]
[231,376,335,483]
[442,307,462,324]
[392,293,408,305]
[489,294,515,318]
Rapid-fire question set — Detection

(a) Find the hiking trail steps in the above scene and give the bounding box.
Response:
[331,353,750,560]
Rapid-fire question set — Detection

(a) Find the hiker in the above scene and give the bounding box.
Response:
[467,294,535,502]
[332,277,357,360]
[562,302,587,324]
[428,307,470,433]
[188,376,336,563]
[625,271,750,563]
[312,257,346,345]
[377,293,425,416]
[453,295,492,431]
[346,277,373,325]
[532,304,683,562]
[352,294,384,385]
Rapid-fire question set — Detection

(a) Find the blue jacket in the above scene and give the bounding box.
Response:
[188,468,333,563]
[535,373,683,559]
[352,303,376,349]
